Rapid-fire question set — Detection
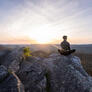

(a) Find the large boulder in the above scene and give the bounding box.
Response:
[2,48,24,72]
[42,54,92,92]
[17,57,47,92]
[0,48,47,92]
[0,65,25,92]
[1,47,92,92]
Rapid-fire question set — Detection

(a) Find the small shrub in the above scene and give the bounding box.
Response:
[8,69,13,74]
[23,47,32,60]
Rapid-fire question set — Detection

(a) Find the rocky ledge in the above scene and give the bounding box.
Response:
[0,65,25,92]
[0,48,92,92]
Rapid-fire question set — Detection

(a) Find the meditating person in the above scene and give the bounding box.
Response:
[58,35,76,56]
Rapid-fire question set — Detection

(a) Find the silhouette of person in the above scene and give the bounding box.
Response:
[58,35,76,56]
[61,36,70,51]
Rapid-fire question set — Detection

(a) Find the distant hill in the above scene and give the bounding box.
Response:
[0,44,92,54]
[71,44,92,54]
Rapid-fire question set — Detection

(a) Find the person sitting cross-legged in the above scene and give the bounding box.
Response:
[58,35,76,56]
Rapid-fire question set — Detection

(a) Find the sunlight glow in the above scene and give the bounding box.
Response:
[28,25,57,44]
[0,0,92,44]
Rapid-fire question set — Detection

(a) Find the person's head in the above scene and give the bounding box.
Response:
[63,35,67,40]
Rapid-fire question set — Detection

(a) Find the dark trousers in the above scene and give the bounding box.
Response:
[58,49,76,56]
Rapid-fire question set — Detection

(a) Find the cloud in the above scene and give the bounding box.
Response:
[0,0,92,44]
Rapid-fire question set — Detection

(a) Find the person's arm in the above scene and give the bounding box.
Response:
[67,42,71,50]
[60,42,62,48]
[60,42,64,49]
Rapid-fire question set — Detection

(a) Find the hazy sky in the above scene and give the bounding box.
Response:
[0,0,92,44]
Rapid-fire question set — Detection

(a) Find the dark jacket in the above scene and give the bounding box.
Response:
[61,40,70,51]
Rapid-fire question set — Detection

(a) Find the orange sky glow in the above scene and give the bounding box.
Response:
[0,0,92,44]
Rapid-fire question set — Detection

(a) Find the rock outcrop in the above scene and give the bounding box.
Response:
[43,54,92,92]
[17,57,47,92]
[1,48,24,72]
[1,48,92,92]
[0,65,25,92]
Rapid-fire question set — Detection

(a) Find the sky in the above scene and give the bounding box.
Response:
[0,0,92,44]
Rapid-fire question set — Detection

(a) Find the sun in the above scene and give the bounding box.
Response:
[29,30,53,44]
[35,38,51,44]
[28,25,56,44]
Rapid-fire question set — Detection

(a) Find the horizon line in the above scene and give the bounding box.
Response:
[0,43,92,45]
